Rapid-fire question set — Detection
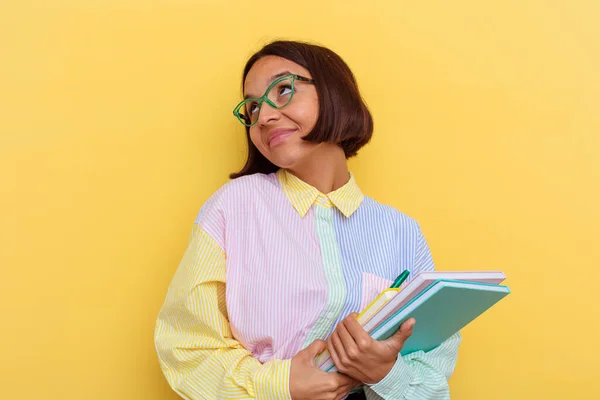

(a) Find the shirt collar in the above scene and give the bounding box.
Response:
[276,169,364,218]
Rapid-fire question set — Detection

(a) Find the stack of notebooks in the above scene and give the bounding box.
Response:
[317,271,510,372]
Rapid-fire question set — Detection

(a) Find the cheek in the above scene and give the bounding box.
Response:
[289,98,319,129]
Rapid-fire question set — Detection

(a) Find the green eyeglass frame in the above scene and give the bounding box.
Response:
[233,73,315,127]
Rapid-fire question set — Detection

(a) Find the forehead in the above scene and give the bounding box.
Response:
[243,55,312,97]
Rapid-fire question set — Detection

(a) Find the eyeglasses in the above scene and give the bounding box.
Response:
[233,74,315,127]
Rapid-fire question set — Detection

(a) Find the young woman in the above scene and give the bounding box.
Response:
[155,40,461,400]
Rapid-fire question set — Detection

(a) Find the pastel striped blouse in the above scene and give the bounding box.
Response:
[154,169,461,399]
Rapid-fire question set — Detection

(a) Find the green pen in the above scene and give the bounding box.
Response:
[390,270,410,289]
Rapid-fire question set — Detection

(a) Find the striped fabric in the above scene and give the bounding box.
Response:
[154,169,461,399]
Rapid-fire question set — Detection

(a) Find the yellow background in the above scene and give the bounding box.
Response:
[1,1,598,399]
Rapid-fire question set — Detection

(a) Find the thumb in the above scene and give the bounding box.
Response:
[385,318,415,350]
[304,339,327,358]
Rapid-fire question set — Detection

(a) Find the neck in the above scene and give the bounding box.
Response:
[287,144,350,194]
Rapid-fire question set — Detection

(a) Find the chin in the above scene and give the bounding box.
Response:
[261,140,312,170]
[266,150,303,170]
[268,156,297,170]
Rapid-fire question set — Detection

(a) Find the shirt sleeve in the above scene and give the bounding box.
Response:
[364,333,461,400]
[363,224,461,400]
[154,223,291,399]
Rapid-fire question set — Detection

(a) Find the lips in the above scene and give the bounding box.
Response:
[267,128,296,147]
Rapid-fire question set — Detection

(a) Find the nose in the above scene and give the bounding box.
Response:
[257,101,281,126]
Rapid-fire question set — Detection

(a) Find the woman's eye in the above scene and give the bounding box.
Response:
[249,103,259,114]
[279,85,293,96]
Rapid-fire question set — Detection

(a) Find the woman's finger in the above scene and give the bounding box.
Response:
[337,321,358,351]
[343,314,372,349]
[332,385,351,400]
[328,332,344,371]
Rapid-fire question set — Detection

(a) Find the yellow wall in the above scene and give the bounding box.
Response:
[1,1,598,399]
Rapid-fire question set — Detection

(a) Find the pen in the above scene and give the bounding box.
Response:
[390,270,410,289]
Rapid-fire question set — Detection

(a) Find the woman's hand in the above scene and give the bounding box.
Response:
[327,313,415,384]
[290,339,361,400]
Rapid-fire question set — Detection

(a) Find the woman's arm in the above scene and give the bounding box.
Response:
[363,333,461,400]
[154,224,290,399]
[328,223,461,399]
[365,225,461,399]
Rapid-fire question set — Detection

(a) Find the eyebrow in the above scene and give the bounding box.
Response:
[244,71,292,99]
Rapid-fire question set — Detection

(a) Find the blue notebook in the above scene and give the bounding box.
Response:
[323,279,510,372]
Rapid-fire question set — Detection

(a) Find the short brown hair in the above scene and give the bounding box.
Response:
[230,40,373,179]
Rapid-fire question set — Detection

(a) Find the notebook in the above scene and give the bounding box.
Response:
[319,278,510,372]
[361,271,506,333]
[315,270,505,368]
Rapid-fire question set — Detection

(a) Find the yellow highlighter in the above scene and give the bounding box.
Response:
[357,270,409,325]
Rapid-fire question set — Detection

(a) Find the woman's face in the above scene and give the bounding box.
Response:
[243,56,320,169]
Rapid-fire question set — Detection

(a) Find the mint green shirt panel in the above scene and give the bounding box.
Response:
[302,205,347,347]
